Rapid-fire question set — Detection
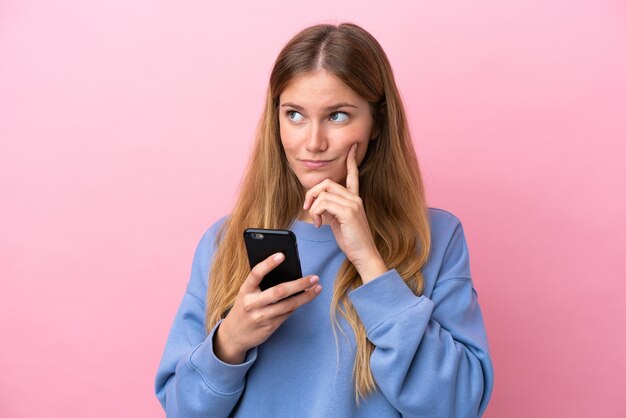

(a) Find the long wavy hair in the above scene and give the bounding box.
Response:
[206,23,431,400]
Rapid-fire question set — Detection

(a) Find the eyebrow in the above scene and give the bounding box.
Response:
[280,102,358,111]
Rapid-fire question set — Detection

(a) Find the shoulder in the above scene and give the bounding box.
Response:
[427,207,466,251]
[194,215,231,269]
[427,207,463,234]
[185,215,230,300]
[197,215,230,250]
[422,207,471,293]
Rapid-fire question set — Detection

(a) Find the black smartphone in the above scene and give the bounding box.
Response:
[243,228,303,292]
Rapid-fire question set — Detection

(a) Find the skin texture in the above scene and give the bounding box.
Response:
[214,70,388,364]
[278,70,374,191]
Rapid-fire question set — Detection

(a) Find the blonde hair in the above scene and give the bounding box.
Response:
[206,23,431,400]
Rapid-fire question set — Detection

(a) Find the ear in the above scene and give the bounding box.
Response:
[370,120,380,141]
[369,119,379,140]
[370,100,386,140]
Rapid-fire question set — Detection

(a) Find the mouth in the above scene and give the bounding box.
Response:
[299,159,334,169]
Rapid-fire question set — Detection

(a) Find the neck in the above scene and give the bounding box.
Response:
[298,210,330,225]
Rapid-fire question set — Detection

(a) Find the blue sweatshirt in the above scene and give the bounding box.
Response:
[155,208,494,417]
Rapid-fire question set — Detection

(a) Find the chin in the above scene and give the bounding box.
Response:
[298,173,345,190]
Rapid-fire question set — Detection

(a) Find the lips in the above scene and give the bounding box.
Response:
[300,159,333,169]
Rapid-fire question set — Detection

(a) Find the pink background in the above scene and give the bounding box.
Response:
[2,1,625,416]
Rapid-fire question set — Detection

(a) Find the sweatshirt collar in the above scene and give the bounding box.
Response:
[289,219,336,242]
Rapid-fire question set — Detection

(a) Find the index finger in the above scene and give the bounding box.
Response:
[242,252,284,292]
[345,143,359,195]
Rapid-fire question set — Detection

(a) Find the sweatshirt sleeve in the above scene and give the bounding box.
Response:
[349,221,494,417]
[154,226,258,417]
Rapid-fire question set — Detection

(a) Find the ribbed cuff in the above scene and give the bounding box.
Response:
[189,320,258,395]
[349,269,426,333]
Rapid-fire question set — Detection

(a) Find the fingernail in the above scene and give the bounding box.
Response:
[273,253,284,262]
[315,285,322,294]
[310,275,319,284]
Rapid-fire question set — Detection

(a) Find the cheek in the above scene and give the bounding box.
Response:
[279,131,295,157]
[279,124,301,151]
[281,142,299,162]
[343,130,371,161]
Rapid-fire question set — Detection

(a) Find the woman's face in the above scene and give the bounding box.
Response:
[278,70,375,191]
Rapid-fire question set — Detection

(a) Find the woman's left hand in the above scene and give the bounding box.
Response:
[302,143,388,283]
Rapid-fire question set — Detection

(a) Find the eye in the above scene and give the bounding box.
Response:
[329,111,349,122]
[287,110,304,122]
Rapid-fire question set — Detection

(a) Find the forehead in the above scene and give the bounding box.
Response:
[279,70,367,107]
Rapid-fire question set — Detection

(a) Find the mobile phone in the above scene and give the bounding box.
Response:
[243,228,303,292]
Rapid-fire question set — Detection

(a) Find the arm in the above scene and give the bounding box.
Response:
[154,224,322,417]
[349,221,494,417]
[154,227,257,418]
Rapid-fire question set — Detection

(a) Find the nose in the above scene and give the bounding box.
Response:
[304,122,328,153]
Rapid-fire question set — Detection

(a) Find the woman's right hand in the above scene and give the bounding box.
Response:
[213,252,322,364]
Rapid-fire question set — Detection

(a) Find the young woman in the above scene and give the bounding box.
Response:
[155,23,494,417]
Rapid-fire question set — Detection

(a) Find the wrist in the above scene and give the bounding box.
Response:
[213,320,247,364]
[354,251,388,284]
